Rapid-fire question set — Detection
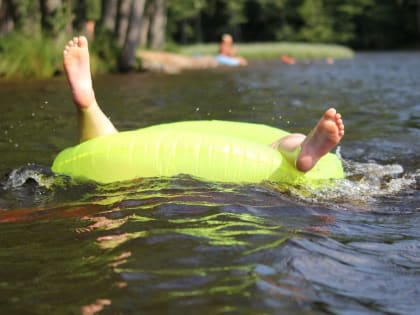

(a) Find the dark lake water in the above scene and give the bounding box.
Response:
[0,53,419,314]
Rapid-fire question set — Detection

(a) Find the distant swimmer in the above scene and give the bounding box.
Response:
[281,54,296,65]
[216,34,248,67]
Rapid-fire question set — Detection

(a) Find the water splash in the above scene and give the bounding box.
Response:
[1,163,56,190]
[288,159,418,211]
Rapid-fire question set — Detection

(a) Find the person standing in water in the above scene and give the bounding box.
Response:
[63,36,344,173]
[216,34,248,66]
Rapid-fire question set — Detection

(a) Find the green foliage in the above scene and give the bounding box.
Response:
[168,0,206,20]
[167,0,209,43]
[9,0,40,33]
[169,0,419,48]
[41,3,73,37]
[0,33,61,78]
[90,29,120,72]
[240,0,293,41]
[224,1,247,26]
[298,0,335,43]
[0,32,108,78]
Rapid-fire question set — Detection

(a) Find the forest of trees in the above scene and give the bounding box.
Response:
[169,0,420,49]
[0,0,419,75]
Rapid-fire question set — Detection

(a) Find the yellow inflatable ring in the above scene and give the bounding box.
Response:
[52,120,344,184]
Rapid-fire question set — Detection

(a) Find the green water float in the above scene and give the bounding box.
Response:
[52,120,344,184]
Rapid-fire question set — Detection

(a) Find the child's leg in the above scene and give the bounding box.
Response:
[63,36,118,142]
[271,108,344,172]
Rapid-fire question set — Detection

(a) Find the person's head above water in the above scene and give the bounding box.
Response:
[222,34,233,44]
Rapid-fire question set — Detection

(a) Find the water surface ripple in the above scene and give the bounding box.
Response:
[0,52,419,314]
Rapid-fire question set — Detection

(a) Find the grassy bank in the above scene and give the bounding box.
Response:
[179,42,354,60]
[0,35,63,78]
[0,33,107,79]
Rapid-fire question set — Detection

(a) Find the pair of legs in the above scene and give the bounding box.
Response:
[63,36,344,173]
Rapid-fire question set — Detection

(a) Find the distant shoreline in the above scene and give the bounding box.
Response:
[179,42,354,60]
[0,37,354,79]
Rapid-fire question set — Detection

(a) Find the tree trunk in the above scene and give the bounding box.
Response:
[116,0,131,47]
[195,12,202,43]
[118,0,146,71]
[0,0,15,35]
[149,0,166,50]
[7,0,20,27]
[139,1,154,47]
[102,0,118,32]
[417,0,420,41]
[139,13,150,47]
[63,0,73,36]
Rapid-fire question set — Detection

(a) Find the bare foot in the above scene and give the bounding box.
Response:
[63,36,96,109]
[63,36,118,142]
[296,108,344,172]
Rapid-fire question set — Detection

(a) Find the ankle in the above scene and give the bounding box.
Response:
[76,99,98,112]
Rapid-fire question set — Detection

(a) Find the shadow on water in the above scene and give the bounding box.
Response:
[0,52,419,314]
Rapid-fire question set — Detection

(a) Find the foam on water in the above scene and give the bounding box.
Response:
[1,157,417,216]
[1,163,56,190]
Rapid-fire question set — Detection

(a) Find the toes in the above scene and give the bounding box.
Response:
[64,35,88,54]
[337,118,344,136]
[324,108,337,120]
[63,45,71,55]
[78,36,88,48]
[65,39,75,50]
